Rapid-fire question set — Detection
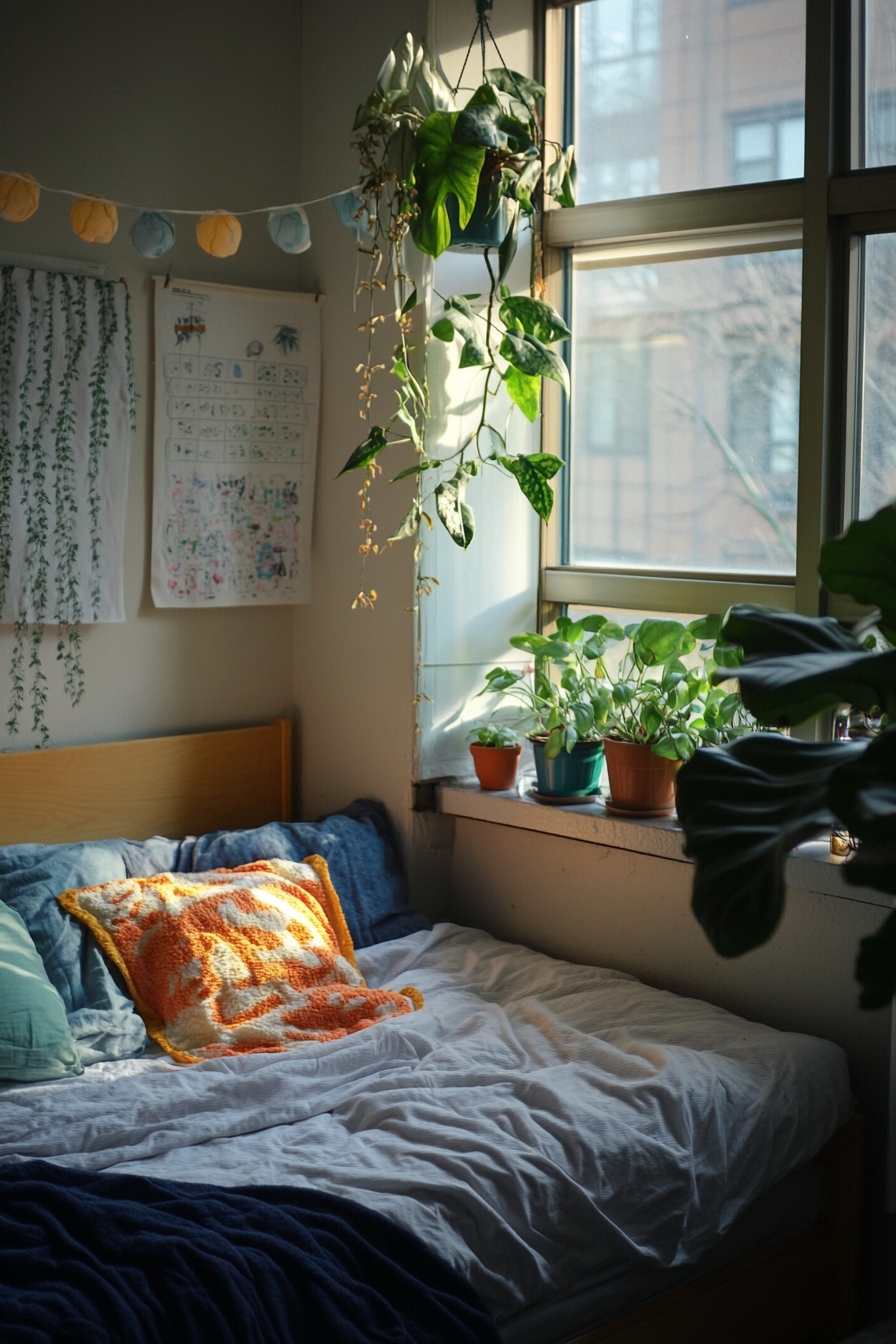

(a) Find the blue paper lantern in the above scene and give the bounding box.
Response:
[131,211,175,259]
[332,188,372,243]
[267,206,311,255]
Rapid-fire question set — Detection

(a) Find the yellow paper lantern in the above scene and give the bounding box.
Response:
[197,212,242,258]
[0,171,40,222]
[70,195,119,244]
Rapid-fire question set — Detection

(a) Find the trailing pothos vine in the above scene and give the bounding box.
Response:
[338,12,577,614]
[0,266,134,746]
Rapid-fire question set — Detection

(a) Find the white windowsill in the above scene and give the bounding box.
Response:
[436,773,894,910]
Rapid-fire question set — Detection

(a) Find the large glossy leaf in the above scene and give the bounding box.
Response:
[819,503,896,636]
[411,113,485,258]
[827,725,896,848]
[337,425,387,476]
[856,910,896,1010]
[632,619,689,668]
[723,605,863,657]
[503,365,540,421]
[497,215,518,287]
[677,734,868,957]
[499,296,570,345]
[499,329,570,394]
[484,68,546,104]
[416,42,456,114]
[733,646,896,726]
[454,93,534,154]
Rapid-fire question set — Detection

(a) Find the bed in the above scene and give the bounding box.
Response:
[0,720,863,1344]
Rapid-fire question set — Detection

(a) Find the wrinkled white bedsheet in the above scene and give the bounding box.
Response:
[0,923,851,1321]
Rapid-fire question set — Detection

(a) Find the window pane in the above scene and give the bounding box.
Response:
[569,249,802,575]
[865,1,896,167]
[857,232,896,517]
[573,0,806,203]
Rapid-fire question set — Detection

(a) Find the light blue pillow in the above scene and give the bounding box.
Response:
[0,898,83,1081]
[0,841,147,1065]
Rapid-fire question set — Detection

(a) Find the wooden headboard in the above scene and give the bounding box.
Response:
[0,719,292,846]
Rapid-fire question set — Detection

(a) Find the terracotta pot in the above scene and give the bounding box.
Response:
[602,738,681,815]
[470,743,522,791]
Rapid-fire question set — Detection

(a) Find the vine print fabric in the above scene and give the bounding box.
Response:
[0,266,133,629]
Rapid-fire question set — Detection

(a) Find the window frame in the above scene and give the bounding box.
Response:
[539,0,892,631]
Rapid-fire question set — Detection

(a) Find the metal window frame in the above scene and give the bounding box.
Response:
[539,0,877,628]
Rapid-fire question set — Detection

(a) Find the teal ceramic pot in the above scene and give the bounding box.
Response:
[446,181,510,252]
[531,738,604,798]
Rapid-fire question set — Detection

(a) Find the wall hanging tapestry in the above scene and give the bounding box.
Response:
[151,278,320,607]
[0,264,134,745]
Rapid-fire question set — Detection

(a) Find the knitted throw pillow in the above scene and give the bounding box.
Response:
[57,858,423,1064]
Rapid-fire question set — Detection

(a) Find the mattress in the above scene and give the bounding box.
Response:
[0,922,852,1327]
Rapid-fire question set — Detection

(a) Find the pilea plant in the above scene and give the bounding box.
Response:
[336,6,577,609]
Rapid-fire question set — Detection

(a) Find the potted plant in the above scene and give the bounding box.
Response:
[478,614,751,807]
[468,724,522,792]
[597,615,751,816]
[477,615,620,800]
[676,500,896,1009]
[336,15,578,609]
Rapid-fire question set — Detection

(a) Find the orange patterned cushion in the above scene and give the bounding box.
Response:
[57,857,423,1064]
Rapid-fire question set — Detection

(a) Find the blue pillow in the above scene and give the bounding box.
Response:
[127,800,431,950]
[0,899,83,1082]
[0,841,147,1066]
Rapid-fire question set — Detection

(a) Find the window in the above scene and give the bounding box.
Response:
[543,0,896,626]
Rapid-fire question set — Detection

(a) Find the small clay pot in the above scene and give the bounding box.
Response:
[602,738,681,815]
[470,743,522,791]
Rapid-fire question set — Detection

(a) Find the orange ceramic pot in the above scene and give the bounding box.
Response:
[470,743,522,792]
[602,738,681,815]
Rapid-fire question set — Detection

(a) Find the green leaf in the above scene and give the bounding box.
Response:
[389,459,442,482]
[513,158,542,215]
[633,619,688,668]
[498,453,563,521]
[723,605,862,658]
[497,216,518,288]
[337,425,387,476]
[819,503,896,638]
[733,646,896,727]
[431,317,455,341]
[677,734,868,957]
[499,295,570,344]
[687,614,723,640]
[400,285,418,317]
[454,94,534,154]
[435,474,474,548]
[388,501,420,542]
[499,329,570,394]
[503,365,540,421]
[416,41,456,114]
[509,631,549,654]
[445,296,488,367]
[411,112,486,258]
[545,145,577,208]
[544,725,565,760]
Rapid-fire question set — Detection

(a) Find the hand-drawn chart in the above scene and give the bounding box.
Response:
[151,278,320,607]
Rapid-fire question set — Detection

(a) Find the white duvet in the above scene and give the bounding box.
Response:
[0,923,851,1321]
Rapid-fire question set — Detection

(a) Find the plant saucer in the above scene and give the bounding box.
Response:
[603,800,676,819]
[527,788,602,807]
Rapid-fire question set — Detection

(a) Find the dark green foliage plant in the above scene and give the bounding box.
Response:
[479,613,750,761]
[469,723,519,748]
[676,501,896,1009]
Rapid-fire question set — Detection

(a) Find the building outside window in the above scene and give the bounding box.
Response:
[542,0,896,628]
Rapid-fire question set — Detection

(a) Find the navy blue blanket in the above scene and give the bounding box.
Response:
[0,1161,501,1344]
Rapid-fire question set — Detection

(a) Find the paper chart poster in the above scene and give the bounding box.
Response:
[151,276,320,608]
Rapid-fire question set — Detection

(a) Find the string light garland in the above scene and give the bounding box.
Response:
[0,169,363,256]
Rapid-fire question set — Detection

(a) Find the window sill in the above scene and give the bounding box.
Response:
[436,773,894,910]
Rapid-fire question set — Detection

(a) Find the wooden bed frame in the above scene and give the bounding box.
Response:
[0,721,862,1344]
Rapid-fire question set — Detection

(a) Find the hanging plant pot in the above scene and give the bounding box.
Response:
[530,738,604,800]
[446,177,510,252]
[470,743,522,791]
[602,739,681,817]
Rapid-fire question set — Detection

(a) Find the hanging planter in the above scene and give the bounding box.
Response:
[445,176,510,252]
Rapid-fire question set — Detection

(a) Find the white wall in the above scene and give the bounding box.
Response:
[0,0,302,752]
